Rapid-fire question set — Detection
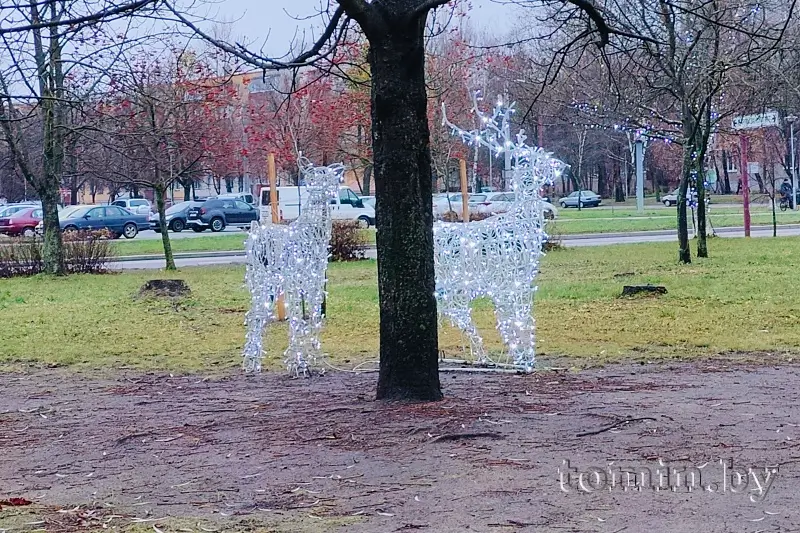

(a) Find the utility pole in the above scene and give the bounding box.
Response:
[787,115,797,209]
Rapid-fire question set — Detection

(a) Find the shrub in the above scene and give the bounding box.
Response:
[543,222,564,252]
[0,229,117,278]
[330,221,367,261]
[440,211,460,222]
[63,230,117,274]
[438,211,494,223]
[469,212,493,222]
[0,237,43,278]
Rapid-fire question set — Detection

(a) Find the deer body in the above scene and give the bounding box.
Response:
[242,162,342,375]
[436,99,566,371]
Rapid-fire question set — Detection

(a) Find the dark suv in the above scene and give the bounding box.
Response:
[187,199,259,232]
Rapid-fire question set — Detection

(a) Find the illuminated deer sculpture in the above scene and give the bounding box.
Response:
[436,98,567,371]
[242,160,342,376]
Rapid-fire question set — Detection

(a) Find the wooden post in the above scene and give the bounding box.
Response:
[740,136,751,237]
[268,153,286,321]
[268,153,279,223]
[459,158,469,222]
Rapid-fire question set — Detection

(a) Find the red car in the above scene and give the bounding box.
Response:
[0,207,43,237]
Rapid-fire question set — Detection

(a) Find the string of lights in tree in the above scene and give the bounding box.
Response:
[569,102,679,143]
[436,95,567,372]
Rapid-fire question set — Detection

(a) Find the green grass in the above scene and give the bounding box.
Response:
[114,233,250,256]
[554,210,800,234]
[114,229,378,256]
[3,236,800,372]
[111,210,800,258]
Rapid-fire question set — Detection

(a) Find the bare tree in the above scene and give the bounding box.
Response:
[94,46,224,270]
[507,0,796,261]
[0,0,162,274]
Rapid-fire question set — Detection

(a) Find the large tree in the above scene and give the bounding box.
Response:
[172,0,457,401]
[171,0,619,401]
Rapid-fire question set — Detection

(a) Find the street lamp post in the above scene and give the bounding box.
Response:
[787,115,797,210]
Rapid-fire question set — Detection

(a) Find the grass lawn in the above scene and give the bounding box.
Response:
[552,210,800,234]
[111,209,800,258]
[3,236,800,372]
[113,229,378,256]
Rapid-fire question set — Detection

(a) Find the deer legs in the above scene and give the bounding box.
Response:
[441,298,488,364]
[243,279,278,373]
[493,290,536,372]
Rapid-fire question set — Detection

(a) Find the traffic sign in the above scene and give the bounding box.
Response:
[732,111,779,130]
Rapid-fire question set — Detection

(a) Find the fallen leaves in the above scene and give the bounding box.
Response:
[0,497,32,510]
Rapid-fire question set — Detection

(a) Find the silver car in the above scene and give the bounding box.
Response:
[559,190,601,208]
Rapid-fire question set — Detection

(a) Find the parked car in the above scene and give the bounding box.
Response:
[661,188,704,207]
[360,195,376,209]
[559,190,601,208]
[0,204,35,219]
[56,205,149,238]
[0,207,43,237]
[433,193,487,220]
[474,192,559,219]
[151,201,204,233]
[111,197,152,215]
[188,198,259,232]
[215,192,255,205]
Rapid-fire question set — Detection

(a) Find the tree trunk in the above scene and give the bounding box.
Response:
[183,181,191,201]
[40,185,64,273]
[721,150,732,194]
[677,143,692,264]
[370,16,442,402]
[597,162,607,197]
[154,185,176,270]
[754,172,765,194]
[772,189,777,237]
[696,168,708,258]
[362,164,372,195]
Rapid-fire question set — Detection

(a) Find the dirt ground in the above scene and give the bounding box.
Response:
[2,361,800,533]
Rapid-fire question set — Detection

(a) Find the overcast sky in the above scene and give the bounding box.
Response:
[204,0,514,58]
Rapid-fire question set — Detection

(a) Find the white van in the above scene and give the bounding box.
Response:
[258,185,376,227]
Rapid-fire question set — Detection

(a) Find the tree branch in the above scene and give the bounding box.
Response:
[336,0,375,33]
[0,0,159,36]
[165,1,352,71]
[410,0,452,20]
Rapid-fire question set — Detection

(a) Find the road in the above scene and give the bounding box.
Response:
[116,224,800,270]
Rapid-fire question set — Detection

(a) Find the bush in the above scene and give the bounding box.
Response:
[0,237,43,277]
[63,230,117,274]
[543,222,564,252]
[330,221,367,261]
[438,211,494,222]
[0,229,117,278]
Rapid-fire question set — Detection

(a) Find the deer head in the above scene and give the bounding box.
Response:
[441,93,567,198]
[299,158,344,202]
